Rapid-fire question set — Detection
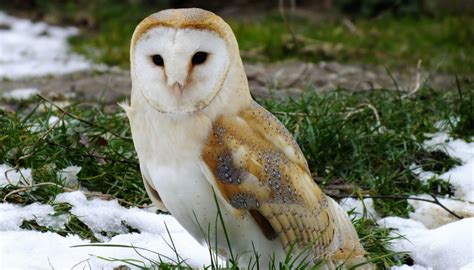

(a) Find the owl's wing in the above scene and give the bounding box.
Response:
[200,102,366,264]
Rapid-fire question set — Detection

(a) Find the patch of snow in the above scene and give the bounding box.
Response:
[391,265,432,270]
[439,160,474,201]
[0,203,67,231]
[424,132,474,163]
[340,198,380,220]
[47,115,60,126]
[0,230,214,270]
[55,191,190,241]
[58,166,81,189]
[27,115,67,132]
[433,118,459,132]
[1,87,39,100]
[0,191,219,269]
[0,11,95,80]
[379,217,474,270]
[461,262,474,270]
[408,195,474,228]
[0,164,32,186]
[413,132,474,201]
[409,164,438,183]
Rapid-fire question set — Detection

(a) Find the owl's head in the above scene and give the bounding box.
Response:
[130,8,247,114]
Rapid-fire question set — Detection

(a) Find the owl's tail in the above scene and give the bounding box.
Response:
[327,197,375,270]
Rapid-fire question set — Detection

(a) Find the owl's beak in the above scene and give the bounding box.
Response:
[171,82,184,96]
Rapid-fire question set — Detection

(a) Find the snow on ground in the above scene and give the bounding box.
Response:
[1,87,39,100]
[0,164,32,186]
[421,132,474,201]
[58,165,82,189]
[378,217,474,270]
[342,132,474,270]
[407,194,474,229]
[0,11,95,80]
[340,198,381,220]
[0,191,218,269]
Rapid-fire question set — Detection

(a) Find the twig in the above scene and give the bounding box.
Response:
[3,166,19,185]
[428,194,464,220]
[344,103,382,128]
[273,111,308,116]
[342,18,361,36]
[37,94,131,141]
[333,194,464,220]
[401,59,422,99]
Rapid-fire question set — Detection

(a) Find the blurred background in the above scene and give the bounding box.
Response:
[1,0,472,72]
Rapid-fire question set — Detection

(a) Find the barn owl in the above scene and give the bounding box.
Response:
[123,8,371,269]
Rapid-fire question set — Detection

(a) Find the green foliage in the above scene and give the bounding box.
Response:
[0,100,147,206]
[1,81,471,268]
[260,85,469,216]
[352,213,410,269]
[452,79,474,138]
[20,209,100,242]
[233,14,474,74]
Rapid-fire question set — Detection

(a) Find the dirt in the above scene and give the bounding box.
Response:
[0,60,463,104]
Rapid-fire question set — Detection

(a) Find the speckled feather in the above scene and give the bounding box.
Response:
[201,101,366,262]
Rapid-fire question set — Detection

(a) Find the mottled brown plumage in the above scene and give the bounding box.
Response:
[202,102,367,264]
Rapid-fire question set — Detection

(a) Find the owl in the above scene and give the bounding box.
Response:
[123,8,371,269]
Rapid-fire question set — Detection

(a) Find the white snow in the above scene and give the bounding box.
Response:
[345,131,474,270]
[409,163,438,182]
[58,165,81,188]
[0,164,32,186]
[0,202,67,231]
[0,11,94,79]
[0,191,219,269]
[417,132,474,201]
[340,198,380,220]
[407,194,474,229]
[1,87,39,100]
[392,265,432,270]
[461,262,474,270]
[380,217,474,270]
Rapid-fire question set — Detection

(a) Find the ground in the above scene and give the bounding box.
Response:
[0,6,473,270]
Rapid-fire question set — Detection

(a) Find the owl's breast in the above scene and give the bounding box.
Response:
[128,106,284,264]
[144,159,215,235]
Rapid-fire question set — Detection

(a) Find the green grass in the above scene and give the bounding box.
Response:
[72,9,474,74]
[2,1,472,73]
[231,14,474,74]
[1,81,472,268]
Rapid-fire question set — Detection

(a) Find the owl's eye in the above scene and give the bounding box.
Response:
[151,54,164,66]
[192,51,208,65]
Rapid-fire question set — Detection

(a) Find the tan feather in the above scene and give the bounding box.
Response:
[201,101,371,268]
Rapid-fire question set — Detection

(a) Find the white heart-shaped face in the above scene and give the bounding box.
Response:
[132,26,230,113]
